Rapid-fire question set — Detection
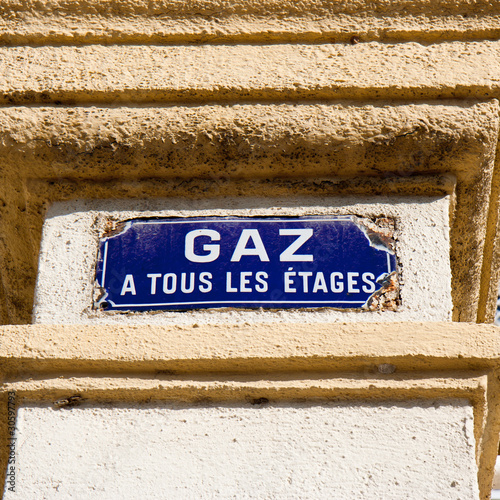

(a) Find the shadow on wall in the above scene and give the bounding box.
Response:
[496,289,500,325]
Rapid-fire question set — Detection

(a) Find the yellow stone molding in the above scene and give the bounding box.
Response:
[0,0,499,45]
[2,43,500,104]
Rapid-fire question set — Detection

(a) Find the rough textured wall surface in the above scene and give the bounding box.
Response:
[0,0,499,47]
[1,43,500,104]
[0,0,498,45]
[4,400,479,500]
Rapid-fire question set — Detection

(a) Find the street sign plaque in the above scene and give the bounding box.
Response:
[95,216,398,311]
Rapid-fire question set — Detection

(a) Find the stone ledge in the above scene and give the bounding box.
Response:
[0,322,500,373]
[1,0,498,18]
[0,0,499,45]
[1,42,500,104]
[1,374,489,470]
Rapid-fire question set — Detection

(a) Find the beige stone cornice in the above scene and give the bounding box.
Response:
[1,43,500,105]
[0,101,497,324]
[1,322,500,374]
[0,0,499,45]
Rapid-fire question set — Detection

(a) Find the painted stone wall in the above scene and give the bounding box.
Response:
[5,400,478,500]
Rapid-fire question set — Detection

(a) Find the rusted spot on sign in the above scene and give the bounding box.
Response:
[353,216,400,311]
[354,216,396,254]
[364,271,400,311]
[102,220,128,238]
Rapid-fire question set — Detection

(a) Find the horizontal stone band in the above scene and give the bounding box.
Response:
[1,42,500,104]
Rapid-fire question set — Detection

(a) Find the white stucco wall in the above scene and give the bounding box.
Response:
[32,195,452,324]
[4,399,477,499]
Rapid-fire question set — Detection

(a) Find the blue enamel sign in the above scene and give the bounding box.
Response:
[95,216,397,311]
